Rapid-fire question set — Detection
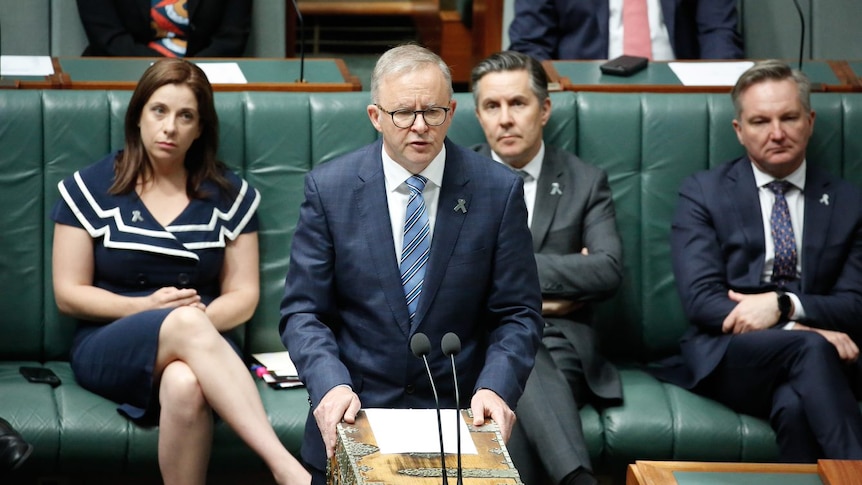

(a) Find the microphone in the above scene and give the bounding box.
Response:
[410,332,449,485]
[441,332,463,485]
[791,0,805,71]
[290,0,307,83]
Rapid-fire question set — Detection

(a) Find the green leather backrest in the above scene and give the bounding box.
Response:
[2,90,860,366]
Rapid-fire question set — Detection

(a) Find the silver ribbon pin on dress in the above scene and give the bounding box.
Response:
[131,210,144,222]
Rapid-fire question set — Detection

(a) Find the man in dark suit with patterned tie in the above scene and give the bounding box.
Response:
[279,44,543,484]
[659,60,862,461]
[471,51,624,485]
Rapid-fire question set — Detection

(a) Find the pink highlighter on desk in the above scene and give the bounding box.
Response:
[250,352,304,389]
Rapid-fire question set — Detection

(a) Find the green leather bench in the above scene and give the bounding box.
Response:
[2,89,861,482]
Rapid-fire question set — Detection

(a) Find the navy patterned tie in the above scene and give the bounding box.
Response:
[767,180,797,286]
[400,175,430,322]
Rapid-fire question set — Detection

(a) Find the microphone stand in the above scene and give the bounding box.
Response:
[791,0,805,71]
[411,333,449,485]
[290,0,307,83]
[441,333,463,485]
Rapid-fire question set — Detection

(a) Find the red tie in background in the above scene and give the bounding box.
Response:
[623,0,652,59]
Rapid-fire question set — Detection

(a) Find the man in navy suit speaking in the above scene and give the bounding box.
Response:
[659,60,862,461]
[279,44,543,483]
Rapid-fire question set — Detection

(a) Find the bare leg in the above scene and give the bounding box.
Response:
[155,307,311,485]
[158,361,214,485]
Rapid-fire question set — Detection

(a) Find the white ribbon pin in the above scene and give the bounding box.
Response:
[550,182,563,195]
[131,210,144,222]
[819,194,830,206]
[453,199,467,213]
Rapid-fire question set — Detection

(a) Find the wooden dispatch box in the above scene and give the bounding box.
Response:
[328,409,523,485]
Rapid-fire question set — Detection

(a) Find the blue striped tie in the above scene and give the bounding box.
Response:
[767,180,797,286]
[401,175,430,322]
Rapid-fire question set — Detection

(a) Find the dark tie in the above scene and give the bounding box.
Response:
[400,175,430,322]
[767,180,797,286]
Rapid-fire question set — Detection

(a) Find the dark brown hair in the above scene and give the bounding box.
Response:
[110,58,232,198]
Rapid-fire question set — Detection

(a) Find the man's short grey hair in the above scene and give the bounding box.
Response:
[370,44,453,104]
[731,59,811,119]
[470,51,549,106]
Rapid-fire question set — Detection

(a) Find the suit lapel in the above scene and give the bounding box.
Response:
[728,158,767,286]
[801,167,834,293]
[411,140,471,333]
[531,149,564,251]
[355,142,413,333]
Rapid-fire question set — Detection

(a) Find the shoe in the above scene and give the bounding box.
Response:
[0,417,34,472]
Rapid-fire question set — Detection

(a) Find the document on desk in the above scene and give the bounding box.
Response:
[669,61,754,86]
[196,62,247,84]
[365,408,478,455]
[0,55,54,76]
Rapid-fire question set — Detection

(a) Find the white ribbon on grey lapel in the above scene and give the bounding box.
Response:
[550,182,563,195]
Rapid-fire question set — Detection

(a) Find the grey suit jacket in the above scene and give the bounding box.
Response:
[474,143,624,401]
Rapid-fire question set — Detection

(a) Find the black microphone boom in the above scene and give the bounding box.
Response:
[410,332,449,485]
[791,0,805,71]
[441,332,463,485]
[290,0,306,83]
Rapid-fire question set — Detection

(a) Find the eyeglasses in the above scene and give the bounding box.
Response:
[376,104,451,129]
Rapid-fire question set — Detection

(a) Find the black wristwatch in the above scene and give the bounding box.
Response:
[776,290,792,322]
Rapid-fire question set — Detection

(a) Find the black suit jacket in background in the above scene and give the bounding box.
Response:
[77,0,251,57]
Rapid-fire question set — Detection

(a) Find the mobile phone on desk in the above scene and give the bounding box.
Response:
[600,55,649,76]
[20,366,62,387]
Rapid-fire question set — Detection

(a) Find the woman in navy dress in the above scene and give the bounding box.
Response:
[51,58,310,485]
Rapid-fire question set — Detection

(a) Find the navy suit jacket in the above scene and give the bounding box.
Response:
[665,157,862,389]
[77,0,251,57]
[280,138,543,471]
[508,0,743,61]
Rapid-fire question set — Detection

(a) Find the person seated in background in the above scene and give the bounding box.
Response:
[51,58,309,485]
[508,0,743,61]
[0,417,32,473]
[77,0,251,57]
[470,50,624,485]
[656,60,862,462]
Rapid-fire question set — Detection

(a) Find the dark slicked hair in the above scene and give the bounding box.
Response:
[471,51,549,105]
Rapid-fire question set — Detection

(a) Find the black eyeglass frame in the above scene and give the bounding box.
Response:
[375,104,451,128]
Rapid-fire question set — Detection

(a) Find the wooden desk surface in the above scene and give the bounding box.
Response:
[543,60,861,93]
[627,460,862,485]
[4,57,361,92]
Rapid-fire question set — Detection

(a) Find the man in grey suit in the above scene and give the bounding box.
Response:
[471,51,624,485]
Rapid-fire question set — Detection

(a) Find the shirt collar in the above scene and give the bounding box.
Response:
[492,141,545,180]
[382,144,447,192]
[751,159,807,191]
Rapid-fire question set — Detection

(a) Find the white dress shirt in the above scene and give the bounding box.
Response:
[490,142,545,228]
[382,146,446,263]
